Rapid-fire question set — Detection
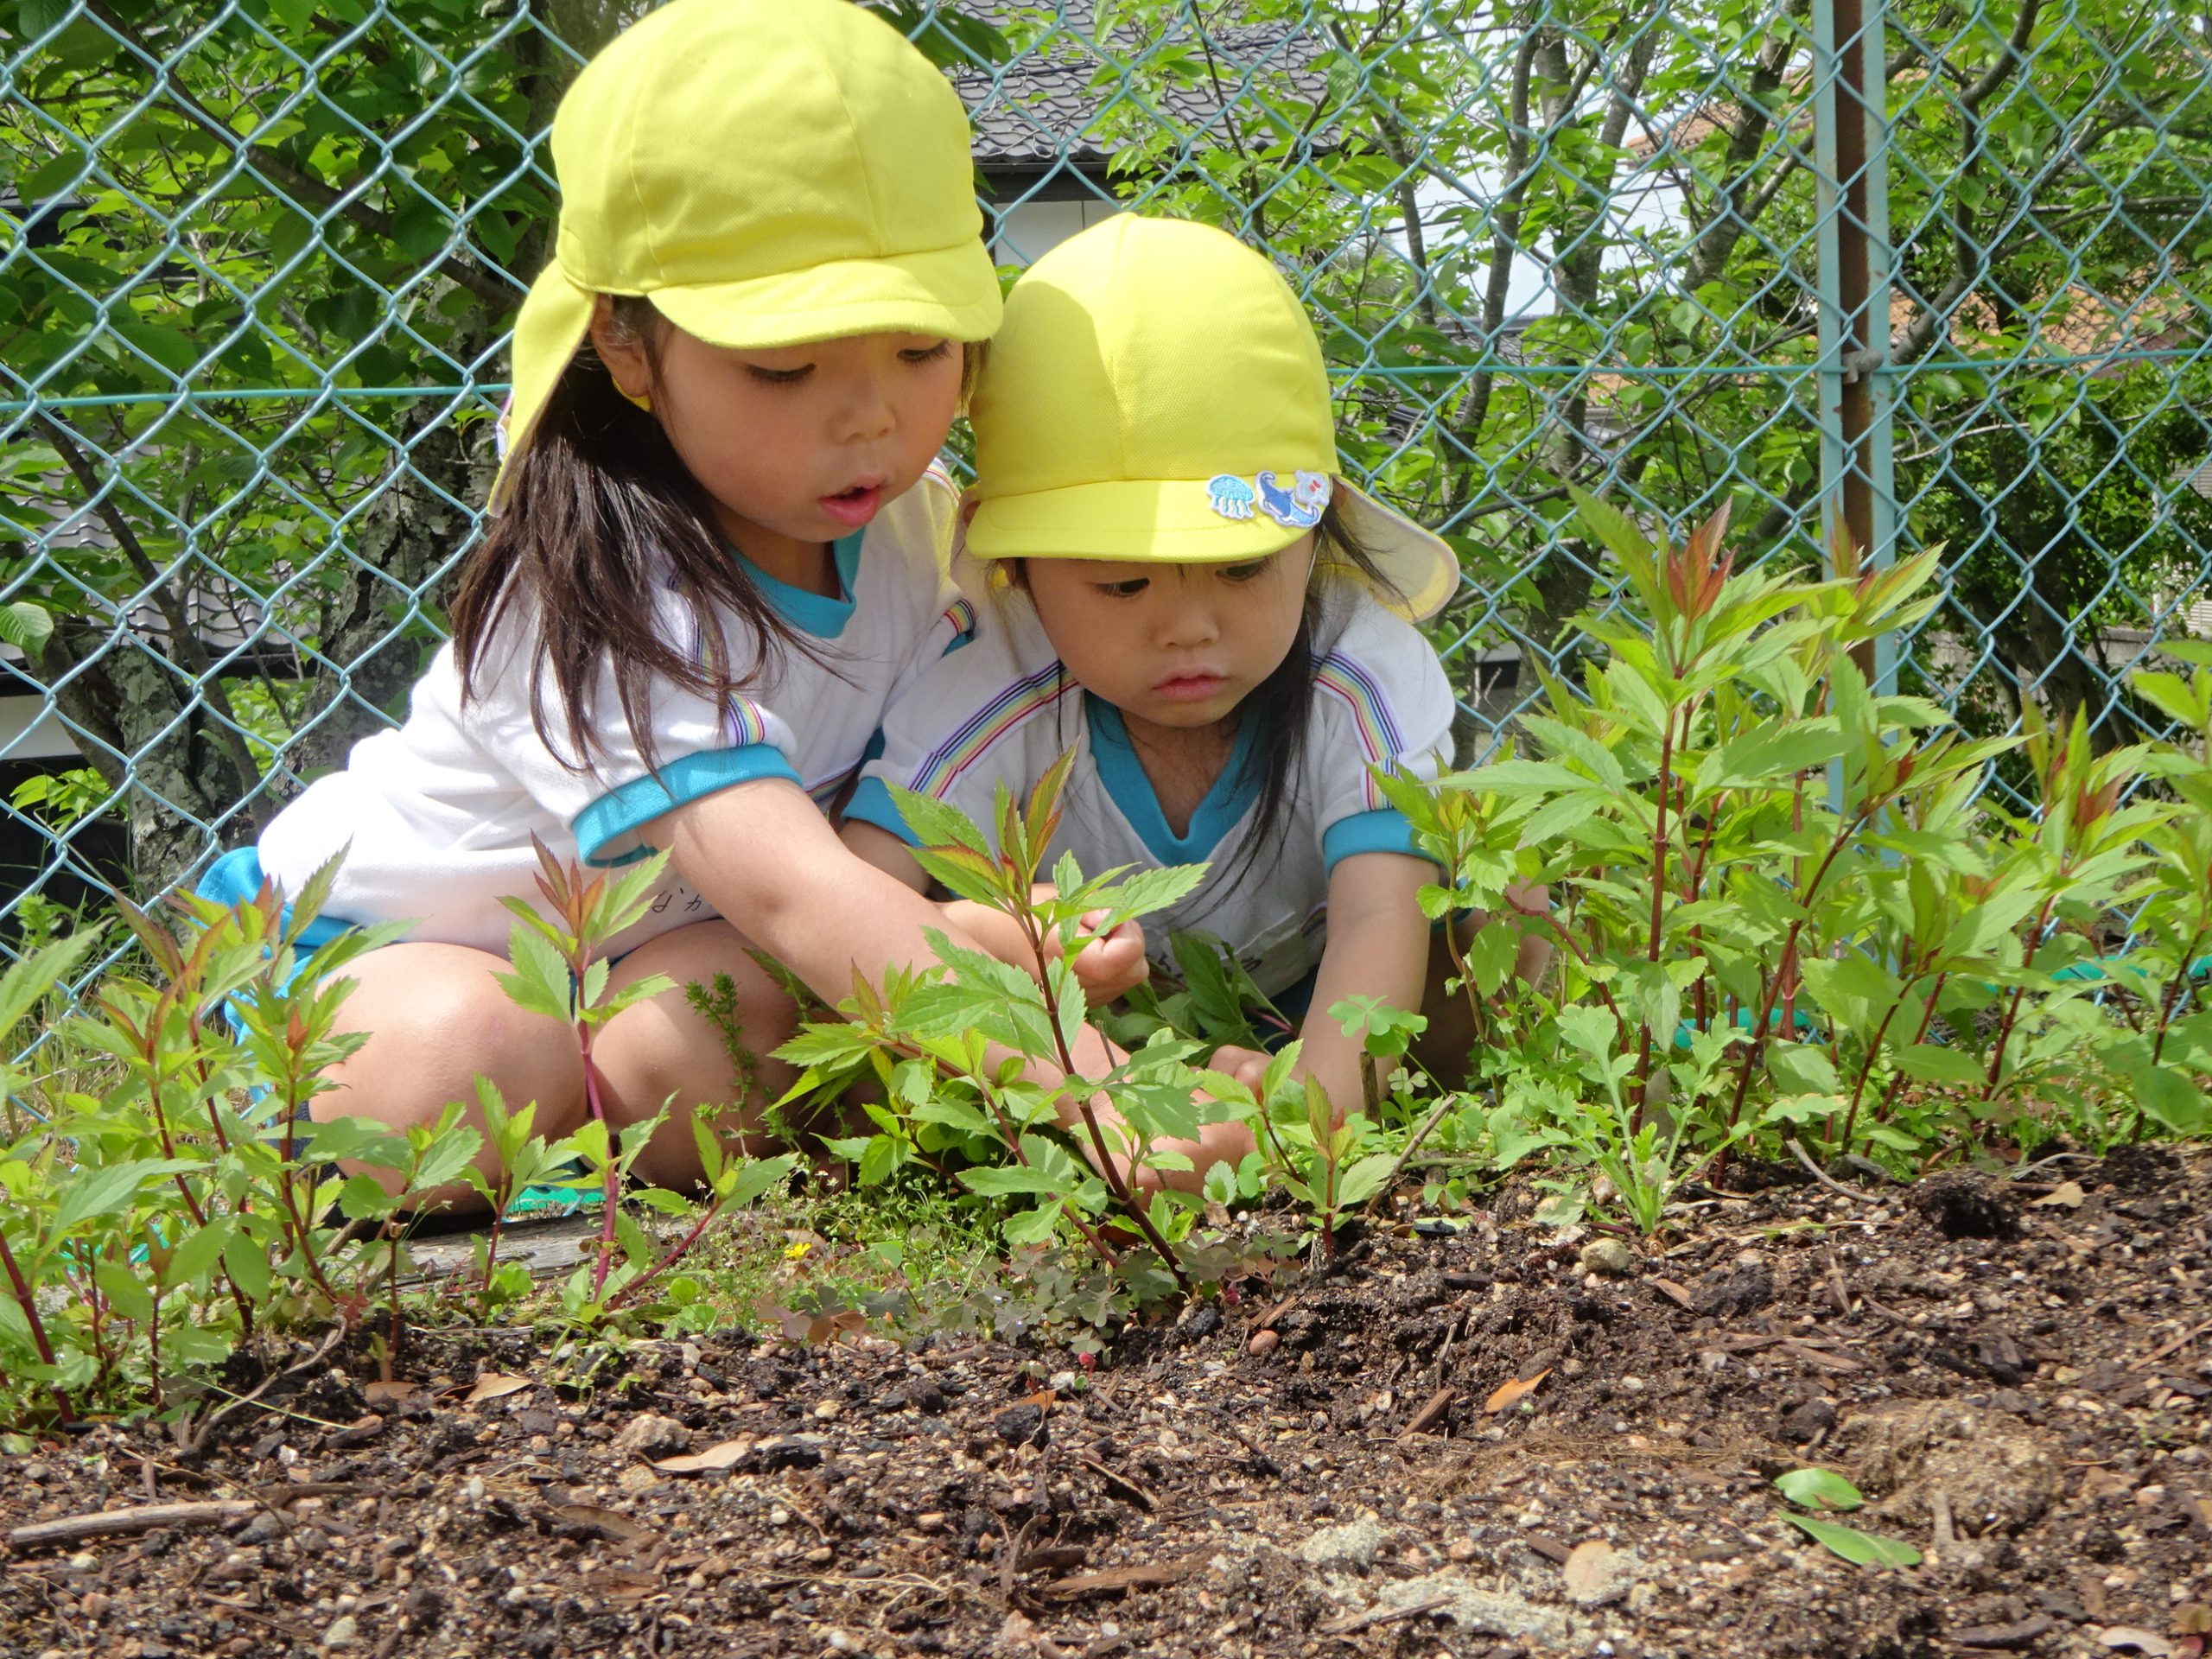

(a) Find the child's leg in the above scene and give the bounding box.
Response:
[591,919,814,1189]
[312,941,588,1209]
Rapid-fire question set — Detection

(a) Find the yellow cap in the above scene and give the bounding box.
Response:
[494,0,1003,503]
[963,216,1459,621]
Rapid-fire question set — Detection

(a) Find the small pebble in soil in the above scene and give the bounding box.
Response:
[1581,1238,1636,1275]
[993,1402,1046,1447]
[1249,1329,1281,1357]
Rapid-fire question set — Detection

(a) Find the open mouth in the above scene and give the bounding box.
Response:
[819,483,884,528]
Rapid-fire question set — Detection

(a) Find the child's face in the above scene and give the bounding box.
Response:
[595,307,963,556]
[1020,539,1314,734]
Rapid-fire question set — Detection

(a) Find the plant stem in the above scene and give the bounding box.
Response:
[1980,893,2058,1100]
[576,1021,620,1299]
[0,1226,76,1421]
[1013,909,1187,1289]
[605,1193,727,1313]
[1837,963,1923,1150]
[1721,810,1867,1134]
[2133,921,2209,1141]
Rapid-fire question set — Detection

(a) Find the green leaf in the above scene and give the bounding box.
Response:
[1097,861,1207,924]
[1775,1466,1865,1511]
[53,1158,195,1236]
[0,929,96,1038]
[162,1216,234,1289]
[957,1161,1071,1198]
[337,1173,397,1221]
[1335,1152,1398,1208]
[887,784,995,859]
[0,601,54,657]
[494,924,574,1024]
[224,1230,273,1302]
[1780,1512,1921,1568]
[1891,1043,1986,1087]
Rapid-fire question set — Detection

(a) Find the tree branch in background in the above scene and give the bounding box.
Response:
[82,0,516,307]
[38,417,270,829]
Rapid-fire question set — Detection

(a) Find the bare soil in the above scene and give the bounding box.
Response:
[6,1146,2210,1659]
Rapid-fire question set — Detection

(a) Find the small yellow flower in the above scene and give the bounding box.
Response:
[784,1239,812,1262]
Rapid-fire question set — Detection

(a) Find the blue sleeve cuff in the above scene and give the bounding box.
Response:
[842,776,922,845]
[1321,806,1440,871]
[573,744,801,867]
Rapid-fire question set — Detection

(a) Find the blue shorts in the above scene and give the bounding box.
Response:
[197,847,359,1001]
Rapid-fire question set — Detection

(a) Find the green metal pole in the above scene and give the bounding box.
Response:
[1815,0,1897,694]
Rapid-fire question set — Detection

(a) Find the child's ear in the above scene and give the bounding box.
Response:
[587,295,654,409]
[958,492,982,529]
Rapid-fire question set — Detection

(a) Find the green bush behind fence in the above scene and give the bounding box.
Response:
[2,0,2208,947]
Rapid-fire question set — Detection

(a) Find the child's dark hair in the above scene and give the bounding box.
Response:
[1230,497,1406,883]
[450,301,987,773]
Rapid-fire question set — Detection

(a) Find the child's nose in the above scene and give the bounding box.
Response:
[1157,588,1221,647]
[830,370,897,443]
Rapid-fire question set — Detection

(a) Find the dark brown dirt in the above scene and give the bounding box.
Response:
[6,1147,2210,1659]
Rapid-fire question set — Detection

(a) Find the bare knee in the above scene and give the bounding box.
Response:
[594,924,804,1187]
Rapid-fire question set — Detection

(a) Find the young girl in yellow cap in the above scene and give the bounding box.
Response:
[200,0,1136,1198]
[846,215,1547,1189]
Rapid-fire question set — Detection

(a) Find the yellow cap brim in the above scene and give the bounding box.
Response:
[964,476,1461,622]
[492,239,1001,509]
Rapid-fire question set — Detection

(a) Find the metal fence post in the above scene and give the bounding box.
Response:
[1815,0,1898,694]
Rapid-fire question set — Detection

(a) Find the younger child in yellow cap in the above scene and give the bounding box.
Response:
[200,0,1135,1201]
[847,215,1548,1189]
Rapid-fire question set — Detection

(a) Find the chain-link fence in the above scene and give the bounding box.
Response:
[3,0,2209,950]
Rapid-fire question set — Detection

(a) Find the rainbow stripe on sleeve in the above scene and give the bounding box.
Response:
[1313,653,1408,810]
[911,662,1075,798]
[721,693,771,748]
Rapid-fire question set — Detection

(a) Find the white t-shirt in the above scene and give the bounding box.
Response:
[258,469,970,958]
[848,585,1456,996]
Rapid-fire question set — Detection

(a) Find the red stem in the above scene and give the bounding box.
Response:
[1721,811,1866,1134]
[1873,968,1950,1126]
[1,1227,76,1421]
[1014,909,1186,1289]
[1981,893,2059,1098]
[577,1022,620,1299]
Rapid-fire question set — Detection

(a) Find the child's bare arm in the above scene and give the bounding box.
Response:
[1294,851,1435,1118]
[837,818,1148,1001]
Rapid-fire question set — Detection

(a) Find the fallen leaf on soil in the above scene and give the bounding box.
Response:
[584,1567,662,1601]
[1400,1386,1454,1440]
[1949,1616,2055,1649]
[2032,1181,2088,1208]
[463,1372,535,1405]
[550,1503,649,1542]
[2099,1629,2175,1656]
[1484,1369,1550,1414]
[1560,1540,1618,1603]
[1651,1277,1694,1309]
[363,1380,421,1406]
[651,1437,753,1474]
[2174,1605,2212,1637]
[1035,1555,1200,1599]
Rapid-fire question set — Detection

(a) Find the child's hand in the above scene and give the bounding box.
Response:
[1206,1044,1272,1093]
[1055,910,1148,1003]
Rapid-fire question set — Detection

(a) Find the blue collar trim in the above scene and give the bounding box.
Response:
[731,531,864,639]
[1084,693,1260,866]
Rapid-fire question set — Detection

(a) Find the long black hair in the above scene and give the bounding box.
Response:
[1007,496,1405,886]
[451,299,984,775]
[451,296,812,774]
[1227,497,1405,883]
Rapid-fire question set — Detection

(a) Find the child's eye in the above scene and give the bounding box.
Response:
[899,340,953,365]
[1096,578,1150,598]
[1220,558,1274,583]
[747,364,812,385]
